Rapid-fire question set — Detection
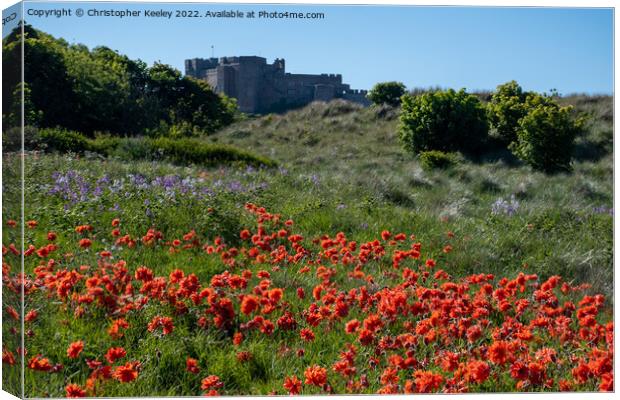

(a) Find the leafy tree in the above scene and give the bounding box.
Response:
[487,80,529,145]
[509,94,585,173]
[398,89,489,156]
[367,81,406,107]
[2,24,237,137]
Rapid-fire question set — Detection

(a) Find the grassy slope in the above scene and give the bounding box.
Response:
[208,98,613,298]
[3,96,613,396]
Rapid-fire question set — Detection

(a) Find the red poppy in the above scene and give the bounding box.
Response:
[113,362,139,383]
[201,375,223,390]
[27,355,52,371]
[65,384,86,398]
[147,316,174,335]
[304,365,327,387]
[241,295,260,315]
[105,347,126,364]
[466,360,490,384]
[283,375,302,395]
[488,340,510,365]
[186,357,199,374]
[67,341,84,359]
[413,370,443,393]
[300,328,315,342]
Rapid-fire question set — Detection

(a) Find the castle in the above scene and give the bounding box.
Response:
[185,56,370,114]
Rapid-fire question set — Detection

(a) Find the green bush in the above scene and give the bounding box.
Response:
[87,134,122,154]
[34,128,275,168]
[398,89,489,156]
[367,81,406,107]
[509,95,584,173]
[2,126,41,152]
[3,25,237,137]
[419,150,457,170]
[487,80,529,145]
[110,137,276,168]
[39,127,90,153]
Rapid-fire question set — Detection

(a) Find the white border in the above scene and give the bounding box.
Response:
[0,1,616,400]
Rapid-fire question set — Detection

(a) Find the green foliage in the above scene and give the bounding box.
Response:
[39,127,91,153]
[509,95,585,173]
[113,137,277,168]
[367,81,406,107]
[2,126,41,152]
[2,25,237,137]
[398,89,489,156]
[32,128,275,168]
[487,80,529,144]
[419,150,457,170]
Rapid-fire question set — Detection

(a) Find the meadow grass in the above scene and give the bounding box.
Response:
[1,96,613,396]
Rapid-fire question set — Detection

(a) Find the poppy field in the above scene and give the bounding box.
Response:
[1,98,614,397]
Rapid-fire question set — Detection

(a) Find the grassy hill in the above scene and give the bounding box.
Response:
[205,97,613,297]
[2,95,613,396]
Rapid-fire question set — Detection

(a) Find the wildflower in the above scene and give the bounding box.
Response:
[113,362,139,383]
[240,295,259,315]
[491,195,519,216]
[2,349,16,365]
[345,319,360,334]
[67,341,84,359]
[108,318,129,339]
[27,355,52,371]
[300,328,315,342]
[65,384,86,398]
[79,239,92,249]
[236,351,252,362]
[6,306,19,321]
[105,347,126,364]
[283,375,302,395]
[232,332,244,346]
[488,340,510,365]
[600,372,613,391]
[201,375,223,390]
[466,325,482,342]
[572,362,591,384]
[413,370,443,393]
[466,360,490,384]
[147,316,174,335]
[186,357,199,374]
[304,365,327,387]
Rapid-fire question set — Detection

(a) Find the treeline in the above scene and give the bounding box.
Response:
[367,81,588,173]
[2,25,237,137]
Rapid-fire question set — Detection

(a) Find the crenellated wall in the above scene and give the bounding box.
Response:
[185,56,369,113]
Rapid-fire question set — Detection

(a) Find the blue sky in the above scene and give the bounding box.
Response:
[5,2,614,94]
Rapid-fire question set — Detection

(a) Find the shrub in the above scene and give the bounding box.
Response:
[509,95,584,173]
[39,127,90,153]
[2,126,40,152]
[398,89,489,156]
[418,150,457,170]
[367,81,406,107]
[487,80,529,145]
[87,134,122,155]
[111,137,277,168]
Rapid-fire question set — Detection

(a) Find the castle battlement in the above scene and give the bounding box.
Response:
[185,56,369,113]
